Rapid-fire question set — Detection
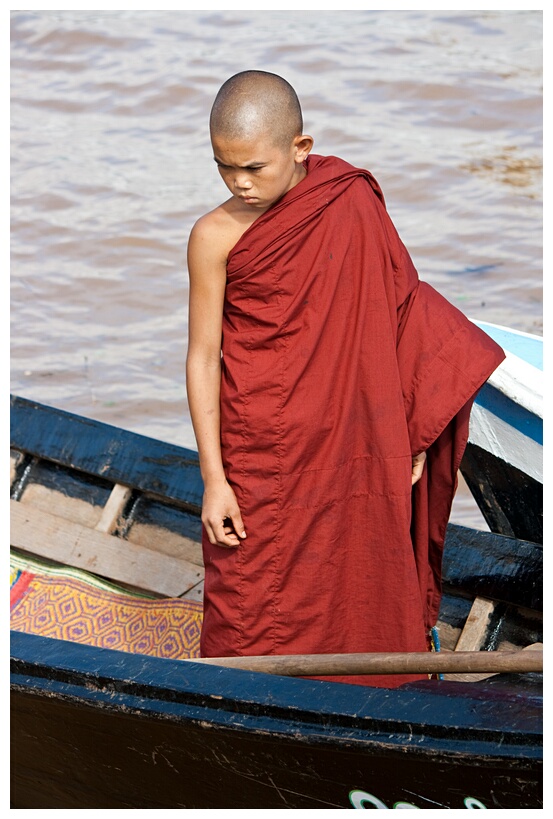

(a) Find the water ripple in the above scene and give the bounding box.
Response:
[10,10,542,526]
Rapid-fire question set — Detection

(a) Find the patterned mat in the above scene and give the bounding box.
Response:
[10,551,202,659]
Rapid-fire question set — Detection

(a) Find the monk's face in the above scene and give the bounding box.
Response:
[212,132,312,212]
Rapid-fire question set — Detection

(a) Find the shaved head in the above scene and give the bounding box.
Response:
[210,71,303,151]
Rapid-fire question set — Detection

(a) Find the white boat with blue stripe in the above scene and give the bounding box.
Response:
[462,321,543,544]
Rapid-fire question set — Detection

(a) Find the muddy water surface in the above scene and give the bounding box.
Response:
[11,10,542,527]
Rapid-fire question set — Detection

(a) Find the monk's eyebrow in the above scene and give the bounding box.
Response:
[213,156,266,169]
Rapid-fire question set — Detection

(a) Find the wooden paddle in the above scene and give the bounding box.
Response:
[184,646,543,677]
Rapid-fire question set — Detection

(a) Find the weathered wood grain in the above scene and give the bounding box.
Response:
[10,500,204,597]
[454,596,496,653]
[187,647,543,677]
[94,483,133,534]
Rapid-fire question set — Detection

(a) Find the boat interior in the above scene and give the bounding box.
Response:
[10,397,542,686]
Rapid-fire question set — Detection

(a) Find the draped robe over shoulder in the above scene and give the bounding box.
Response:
[200,154,505,686]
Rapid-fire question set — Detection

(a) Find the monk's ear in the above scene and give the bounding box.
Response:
[293,135,314,163]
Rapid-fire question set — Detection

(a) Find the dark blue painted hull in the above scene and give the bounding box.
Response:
[11,631,542,809]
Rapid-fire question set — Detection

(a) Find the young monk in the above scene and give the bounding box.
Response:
[186,70,505,687]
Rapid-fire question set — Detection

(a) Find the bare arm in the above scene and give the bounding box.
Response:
[186,216,246,548]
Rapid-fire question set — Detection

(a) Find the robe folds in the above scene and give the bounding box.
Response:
[200,154,505,687]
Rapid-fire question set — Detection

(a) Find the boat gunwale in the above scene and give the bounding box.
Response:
[10,394,203,512]
[10,631,542,755]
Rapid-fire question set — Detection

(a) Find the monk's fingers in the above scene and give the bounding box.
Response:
[202,518,238,548]
[221,514,246,545]
[222,519,234,534]
[203,516,240,548]
[201,485,246,547]
[225,513,246,540]
[411,451,427,485]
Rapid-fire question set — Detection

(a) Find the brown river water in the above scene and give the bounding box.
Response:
[10,10,542,529]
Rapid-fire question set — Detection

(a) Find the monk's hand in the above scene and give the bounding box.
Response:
[411,451,427,485]
[202,480,247,548]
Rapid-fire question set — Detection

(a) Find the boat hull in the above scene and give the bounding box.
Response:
[461,440,542,544]
[9,395,543,809]
[465,321,542,543]
[11,632,542,810]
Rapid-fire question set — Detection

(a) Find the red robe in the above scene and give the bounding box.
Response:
[200,154,505,686]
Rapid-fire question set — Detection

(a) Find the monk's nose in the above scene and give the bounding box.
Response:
[234,175,252,191]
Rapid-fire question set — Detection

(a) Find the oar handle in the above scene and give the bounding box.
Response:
[186,649,543,677]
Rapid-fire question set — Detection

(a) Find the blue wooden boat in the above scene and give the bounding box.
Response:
[462,321,543,544]
[10,393,542,809]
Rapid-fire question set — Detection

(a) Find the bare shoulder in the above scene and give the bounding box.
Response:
[188,199,257,267]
